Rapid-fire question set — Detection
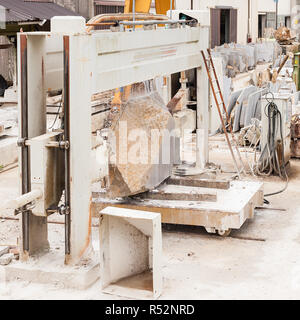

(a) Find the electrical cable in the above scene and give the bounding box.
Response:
[255,92,289,197]
[49,93,63,130]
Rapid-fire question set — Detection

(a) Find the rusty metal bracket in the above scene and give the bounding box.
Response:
[46,204,70,216]
[45,140,70,150]
[14,202,36,216]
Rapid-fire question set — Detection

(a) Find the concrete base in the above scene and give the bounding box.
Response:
[0,136,18,167]
[3,250,100,290]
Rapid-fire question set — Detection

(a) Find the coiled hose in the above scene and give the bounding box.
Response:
[255,93,289,197]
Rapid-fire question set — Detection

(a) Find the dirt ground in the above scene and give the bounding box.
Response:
[1,143,300,300]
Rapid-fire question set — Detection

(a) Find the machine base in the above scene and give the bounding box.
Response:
[2,250,100,290]
[92,180,264,235]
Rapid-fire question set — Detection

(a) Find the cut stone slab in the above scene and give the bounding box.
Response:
[0,246,9,257]
[92,180,264,233]
[0,253,14,266]
[167,177,230,190]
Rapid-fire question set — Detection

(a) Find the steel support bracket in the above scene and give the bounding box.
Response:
[17,138,27,148]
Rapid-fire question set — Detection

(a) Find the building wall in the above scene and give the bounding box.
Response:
[52,0,94,19]
[175,0,258,44]
[291,0,300,33]
[258,0,291,31]
[258,0,291,16]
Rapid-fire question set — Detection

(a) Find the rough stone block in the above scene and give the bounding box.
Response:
[107,85,179,198]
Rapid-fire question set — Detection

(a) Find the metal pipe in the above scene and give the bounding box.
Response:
[247,0,251,42]
[276,0,279,29]
[6,189,43,211]
[0,216,100,228]
[86,22,117,27]
[86,13,169,32]
[133,0,136,31]
[170,0,173,20]
[119,19,190,26]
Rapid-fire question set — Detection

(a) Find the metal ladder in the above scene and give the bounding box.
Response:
[201,49,246,177]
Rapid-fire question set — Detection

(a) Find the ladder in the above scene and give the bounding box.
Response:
[201,49,246,176]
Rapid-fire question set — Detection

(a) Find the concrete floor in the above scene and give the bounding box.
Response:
[1,155,300,300]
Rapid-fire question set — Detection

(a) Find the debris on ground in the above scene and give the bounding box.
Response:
[238,120,261,147]
[0,246,9,257]
[291,114,300,158]
[0,253,14,266]
[9,247,19,260]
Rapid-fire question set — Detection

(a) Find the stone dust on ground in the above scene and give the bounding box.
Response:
[1,145,300,300]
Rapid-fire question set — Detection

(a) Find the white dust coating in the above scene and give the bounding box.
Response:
[0,6,5,30]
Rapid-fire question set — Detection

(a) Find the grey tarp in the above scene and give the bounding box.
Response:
[244,88,268,127]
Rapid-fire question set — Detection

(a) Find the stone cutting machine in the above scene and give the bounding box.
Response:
[10,13,210,265]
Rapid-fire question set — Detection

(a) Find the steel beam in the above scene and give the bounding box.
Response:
[64,35,93,265]
[18,34,49,260]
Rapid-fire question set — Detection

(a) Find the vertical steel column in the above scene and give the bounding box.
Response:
[63,36,71,256]
[63,34,92,265]
[18,34,48,259]
[196,65,209,169]
[20,34,30,253]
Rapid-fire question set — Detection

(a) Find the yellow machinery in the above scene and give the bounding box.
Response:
[111,0,175,106]
[124,0,174,15]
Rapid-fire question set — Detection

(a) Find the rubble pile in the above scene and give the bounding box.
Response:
[0,246,19,266]
[275,27,296,45]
